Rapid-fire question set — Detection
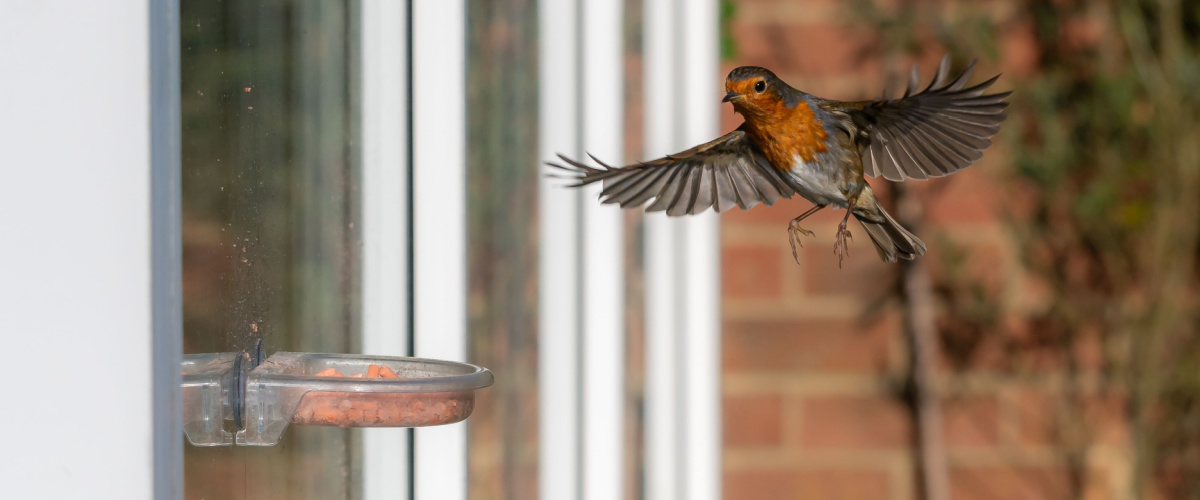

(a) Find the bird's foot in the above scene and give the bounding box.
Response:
[787,219,815,265]
[833,219,853,268]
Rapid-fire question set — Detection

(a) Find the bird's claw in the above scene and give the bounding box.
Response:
[833,220,852,268]
[788,220,815,265]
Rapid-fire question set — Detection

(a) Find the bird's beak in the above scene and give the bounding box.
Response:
[722,91,741,103]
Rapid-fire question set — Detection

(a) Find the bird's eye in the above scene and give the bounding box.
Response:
[754,80,766,93]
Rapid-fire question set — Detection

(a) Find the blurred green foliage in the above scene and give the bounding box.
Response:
[721,0,738,60]
[855,0,1200,498]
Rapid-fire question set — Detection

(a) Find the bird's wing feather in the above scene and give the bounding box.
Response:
[837,55,1011,182]
[547,129,797,216]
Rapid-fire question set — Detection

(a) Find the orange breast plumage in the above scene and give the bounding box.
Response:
[743,100,829,171]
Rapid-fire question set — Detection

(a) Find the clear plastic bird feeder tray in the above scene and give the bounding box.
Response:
[182,351,494,447]
[182,352,245,446]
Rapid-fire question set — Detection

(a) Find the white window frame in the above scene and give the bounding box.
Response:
[539,1,722,500]
[643,1,722,499]
[360,1,413,499]
[411,1,470,500]
[363,1,472,499]
[0,0,183,498]
[0,0,722,497]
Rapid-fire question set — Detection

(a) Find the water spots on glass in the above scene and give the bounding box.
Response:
[182,1,360,495]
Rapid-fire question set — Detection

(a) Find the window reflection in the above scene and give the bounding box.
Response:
[465,0,540,498]
[180,1,360,498]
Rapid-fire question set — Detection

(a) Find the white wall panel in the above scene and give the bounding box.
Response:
[0,2,158,498]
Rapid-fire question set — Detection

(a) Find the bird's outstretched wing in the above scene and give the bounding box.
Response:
[839,55,1011,182]
[547,129,798,216]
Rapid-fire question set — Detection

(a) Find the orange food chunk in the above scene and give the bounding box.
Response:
[367,364,381,378]
[379,365,399,378]
[315,367,344,377]
[350,373,364,378]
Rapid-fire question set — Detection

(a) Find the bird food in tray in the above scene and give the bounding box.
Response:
[236,352,494,446]
[292,364,471,427]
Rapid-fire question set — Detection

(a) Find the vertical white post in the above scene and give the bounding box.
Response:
[538,0,582,499]
[361,0,411,498]
[679,2,721,499]
[642,1,722,500]
[539,1,627,498]
[580,0,625,499]
[0,1,158,497]
[412,0,467,499]
[642,0,682,499]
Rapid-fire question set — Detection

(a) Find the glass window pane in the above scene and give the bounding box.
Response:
[463,0,647,496]
[180,1,361,498]
[465,1,539,497]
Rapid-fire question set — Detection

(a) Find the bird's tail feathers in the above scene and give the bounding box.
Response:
[854,206,926,263]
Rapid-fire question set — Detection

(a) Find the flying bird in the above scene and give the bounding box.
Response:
[548,55,1010,266]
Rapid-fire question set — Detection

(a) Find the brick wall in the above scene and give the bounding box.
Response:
[718,1,1126,499]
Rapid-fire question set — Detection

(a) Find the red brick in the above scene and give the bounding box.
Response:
[917,167,1002,226]
[724,469,891,500]
[724,244,786,299]
[723,316,900,374]
[729,23,881,77]
[733,0,845,5]
[1014,389,1057,446]
[623,54,645,160]
[801,224,896,296]
[720,100,742,134]
[950,466,1070,500]
[182,240,226,301]
[1014,390,1129,448]
[1002,20,1040,78]
[1072,326,1107,373]
[943,395,1001,448]
[733,0,843,24]
[724,395,784,447]
[924,240,1009,306]
[1086,393,1130,447]
[933,328,1012,375]
[801,395,911,449]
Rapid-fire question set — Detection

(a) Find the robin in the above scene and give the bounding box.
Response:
[549,56,1009,266]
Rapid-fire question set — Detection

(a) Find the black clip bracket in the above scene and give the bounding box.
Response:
[231,338,266,430]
